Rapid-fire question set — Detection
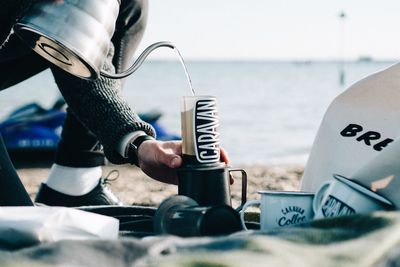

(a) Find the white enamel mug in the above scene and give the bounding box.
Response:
[313,174,394,219]
[240,190,314,231]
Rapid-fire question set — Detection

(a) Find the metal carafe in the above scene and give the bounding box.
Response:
[14,0,174,80]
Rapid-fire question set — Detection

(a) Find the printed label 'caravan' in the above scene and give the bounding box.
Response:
[194,99,220,164]
[321,195,355,217]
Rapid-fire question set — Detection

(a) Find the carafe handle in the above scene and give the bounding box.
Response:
[228,168,248,209]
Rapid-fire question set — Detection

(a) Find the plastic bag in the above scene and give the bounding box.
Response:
[0,206,119,249]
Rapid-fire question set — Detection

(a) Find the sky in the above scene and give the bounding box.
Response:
[137,0,400,61]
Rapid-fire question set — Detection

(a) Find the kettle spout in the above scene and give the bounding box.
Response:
[101,41,176,79]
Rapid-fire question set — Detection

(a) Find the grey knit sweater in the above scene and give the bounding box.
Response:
[0,0,156,164]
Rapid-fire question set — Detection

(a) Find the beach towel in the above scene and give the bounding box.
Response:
[301,63,400,192]
[1,211,400,267]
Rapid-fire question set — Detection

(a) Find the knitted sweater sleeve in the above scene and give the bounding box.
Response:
[0,1,154,164]
[52,45,156,164]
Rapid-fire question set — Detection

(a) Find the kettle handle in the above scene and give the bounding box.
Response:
[100,41,176,79]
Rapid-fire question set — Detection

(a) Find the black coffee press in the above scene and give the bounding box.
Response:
[178,96,247,207]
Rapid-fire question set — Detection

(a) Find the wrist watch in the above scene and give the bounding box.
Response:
[128,135,155,166]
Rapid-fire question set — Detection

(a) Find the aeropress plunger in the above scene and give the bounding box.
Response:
[153,195,242,237]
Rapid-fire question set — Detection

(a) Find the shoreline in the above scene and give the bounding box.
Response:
[16,163,305,207]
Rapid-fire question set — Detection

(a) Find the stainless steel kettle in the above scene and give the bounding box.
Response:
[14,0,175,80]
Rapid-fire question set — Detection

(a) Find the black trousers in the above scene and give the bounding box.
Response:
[0,0,148,205]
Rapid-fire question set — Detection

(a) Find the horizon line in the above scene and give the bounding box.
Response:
[144,58,399,63]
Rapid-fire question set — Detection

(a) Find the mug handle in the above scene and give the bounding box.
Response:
[228,168,247,208]
[312,180,332,214]
[239,200,260,230]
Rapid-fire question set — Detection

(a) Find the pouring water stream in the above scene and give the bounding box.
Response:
[174,48,196,96]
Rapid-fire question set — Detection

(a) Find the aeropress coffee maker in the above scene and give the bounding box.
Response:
[154,96,247,237]
[178,95,247,207]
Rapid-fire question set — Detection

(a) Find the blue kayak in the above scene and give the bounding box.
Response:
[0,99,180,155]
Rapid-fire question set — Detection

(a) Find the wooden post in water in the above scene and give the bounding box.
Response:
[339,11,346,86]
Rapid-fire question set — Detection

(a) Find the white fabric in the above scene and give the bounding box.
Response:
[301,63,400,192]
[45,164,102,196]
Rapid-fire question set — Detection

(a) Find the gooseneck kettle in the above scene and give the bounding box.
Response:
[14,0,174,80]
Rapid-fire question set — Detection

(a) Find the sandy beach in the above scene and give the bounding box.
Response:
[16,162,304,207]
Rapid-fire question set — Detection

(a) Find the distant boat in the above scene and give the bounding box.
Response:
[292,60,312,65]
[357,56,373,62]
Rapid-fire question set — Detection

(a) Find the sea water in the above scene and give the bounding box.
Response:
[0,61,395,165]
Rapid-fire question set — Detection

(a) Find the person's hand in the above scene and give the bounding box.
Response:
[137,140,231,185]
[137,140,182,185]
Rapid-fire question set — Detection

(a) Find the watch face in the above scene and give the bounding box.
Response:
[128,135,154,166]
[130,142,139,154]
[130,142,138,151]
[128,142,139,166]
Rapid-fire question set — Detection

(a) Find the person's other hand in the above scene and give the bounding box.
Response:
[137,140,231,185]
[218,146,234,184]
